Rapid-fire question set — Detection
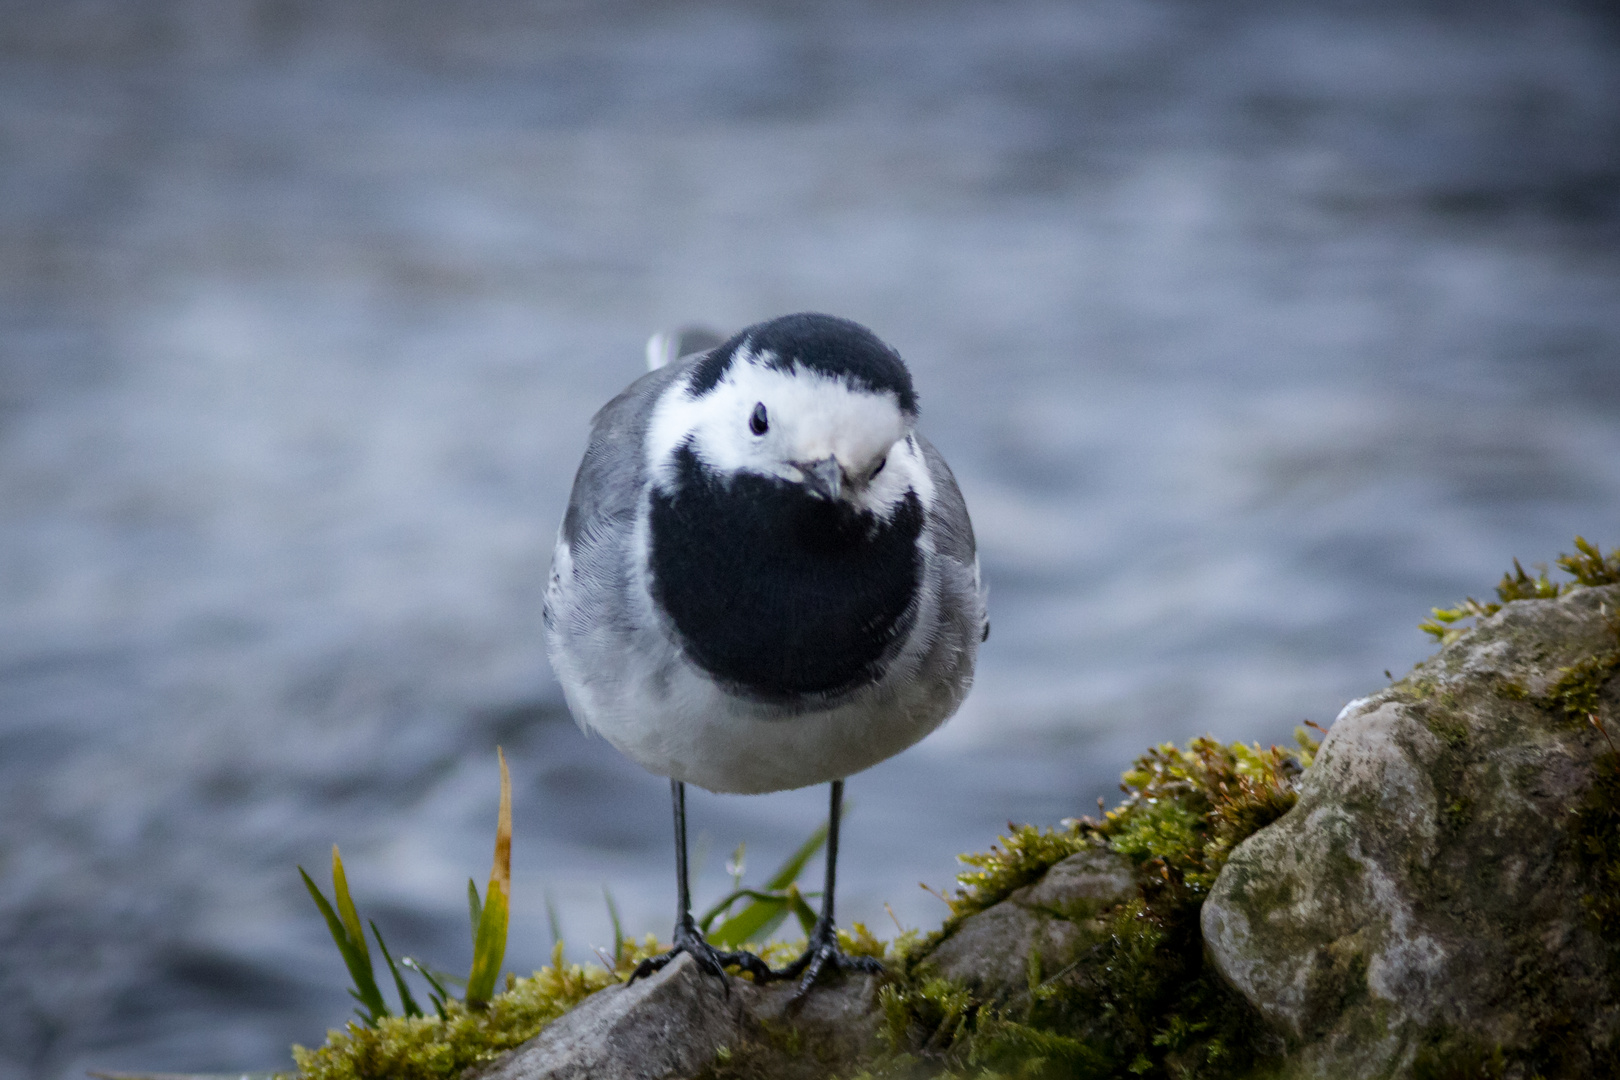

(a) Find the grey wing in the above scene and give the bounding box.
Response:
[545,360,690,731]
[917,434,989,643]
[548,361,686,660]
[917,435,977,567]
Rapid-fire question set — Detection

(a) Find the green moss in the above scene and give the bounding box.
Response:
[1494,680,1529,701]
[291,941,652,1080]
[1406,1019,1603,1080]
[947,824,1090,923]
[1109,735,1314,893]
[1427,713,1470,750]
[863,734,1314,1080]
[1547,649,1620,724]
[868,899,1279,1080]
[1419,537,1620,644]
[692,1019,824,1080]
[1557,537,1620,588]
[1410,1032,1512,1080]
[1571,748,1620,944]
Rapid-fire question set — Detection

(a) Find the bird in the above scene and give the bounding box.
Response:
[544,312,987,993]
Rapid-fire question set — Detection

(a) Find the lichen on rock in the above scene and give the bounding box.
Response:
[1204,582,1620,1078]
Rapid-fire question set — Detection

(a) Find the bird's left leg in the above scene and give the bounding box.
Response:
[630,779,772,986]
[771,779,886,995]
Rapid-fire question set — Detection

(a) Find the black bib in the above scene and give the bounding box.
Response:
[649,445,922,701]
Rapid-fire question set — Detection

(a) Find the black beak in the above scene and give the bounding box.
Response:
[797,457,843,501]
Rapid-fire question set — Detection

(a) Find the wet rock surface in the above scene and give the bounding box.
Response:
[1204,584,1620,1078]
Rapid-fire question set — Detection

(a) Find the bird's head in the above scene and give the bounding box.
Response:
[647,314,928,517]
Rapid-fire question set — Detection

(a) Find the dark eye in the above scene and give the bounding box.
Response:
[749,402,769,436]
[871,457,886,479]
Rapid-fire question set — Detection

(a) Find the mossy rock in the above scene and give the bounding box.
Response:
[469,952,883,1080]
[1203,584,1620,1078]
[294,544,1620,1080]
[919,847,1137,997]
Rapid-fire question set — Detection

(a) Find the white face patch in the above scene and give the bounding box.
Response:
[646,346,927,518]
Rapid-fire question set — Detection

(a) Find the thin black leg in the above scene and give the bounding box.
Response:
[819,779,843,935]
[673,779,692,922]
[629,779,771,986]
[770,779,885,995]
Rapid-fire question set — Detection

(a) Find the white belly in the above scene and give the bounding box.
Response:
[544,523,981,794]
[570,651,965,794]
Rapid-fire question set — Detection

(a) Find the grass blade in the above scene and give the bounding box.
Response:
[709,894,789,947]
[465,748,512,1008]
[299,856,389,1026]
[301,866,352,956]
[603,886,623,965]
[702,823,832,946]
[762,823,828,891]
[330,846,371,969]
[370,920,423,1018]
[545,888,563,950]
[404,957,466,992]
[786,883,820,936]
[467,879,482,939]
[697,888,747,932]
[697,888,795,931]
[401,957,450,1019]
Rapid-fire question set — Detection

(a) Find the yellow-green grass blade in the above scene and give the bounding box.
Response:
[763,823,828,891]
[697,887,749,931]
[709,894,788,947]
[299,862,388,1025]
[705,823,830,946]
[330,845,371,967]
[546,888,564,950]
[696,888,792,931]
[465,748,512,1008]
[603,886,623,964]
[786,883,820,936]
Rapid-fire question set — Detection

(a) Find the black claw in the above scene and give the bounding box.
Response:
[627,916,769,992]
[770,923,887,997]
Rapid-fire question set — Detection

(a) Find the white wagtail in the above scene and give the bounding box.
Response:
[544,313,987,992]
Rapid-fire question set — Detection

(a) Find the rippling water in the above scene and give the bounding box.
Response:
[2,1,1618,1076]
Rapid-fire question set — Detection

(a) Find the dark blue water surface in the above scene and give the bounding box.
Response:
[2,1,1619,1076]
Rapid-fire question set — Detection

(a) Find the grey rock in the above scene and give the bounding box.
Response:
[470,955,737,1080]
[475,848,1136,1079]
[470,953,883,1080]
[1203,583,1620,1077]
[922,846,1137,996]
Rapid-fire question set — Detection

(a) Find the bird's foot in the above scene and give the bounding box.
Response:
[628,916,772,991]
[771,922,886,998]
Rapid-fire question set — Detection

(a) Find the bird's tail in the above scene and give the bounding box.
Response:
[645,325,726,371]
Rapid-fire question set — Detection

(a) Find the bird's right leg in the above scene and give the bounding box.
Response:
[629,779,772,985]
[769,779,885,995]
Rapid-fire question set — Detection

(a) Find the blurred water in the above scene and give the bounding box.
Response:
[2,0,1619,1076]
